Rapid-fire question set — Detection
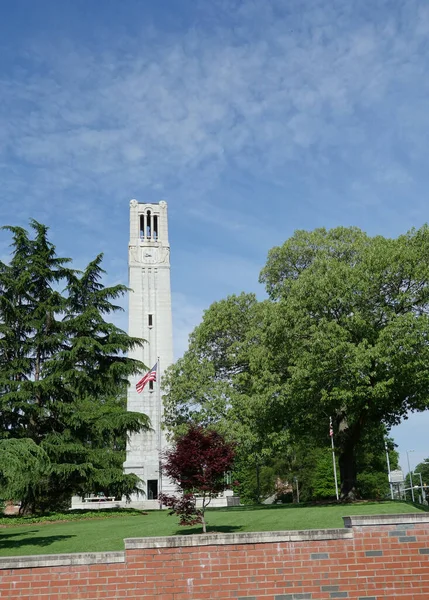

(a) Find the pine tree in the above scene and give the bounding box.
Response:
[0,220,149,513]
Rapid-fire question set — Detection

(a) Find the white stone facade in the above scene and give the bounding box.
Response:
[123,199,176,509]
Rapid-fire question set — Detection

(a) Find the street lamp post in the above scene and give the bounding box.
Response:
[414,472,424,503]
[385,440,394,499]
[407,450,415,503]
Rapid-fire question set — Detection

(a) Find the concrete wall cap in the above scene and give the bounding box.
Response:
[124,528,352,549]
[0,551,125,570]
[343,513,429,528]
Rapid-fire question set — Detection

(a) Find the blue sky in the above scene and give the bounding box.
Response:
[0,0,428,476]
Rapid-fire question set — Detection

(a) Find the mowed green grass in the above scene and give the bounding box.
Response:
[0,501,424,557]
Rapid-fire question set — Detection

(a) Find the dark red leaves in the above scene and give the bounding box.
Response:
[160,425,235,530]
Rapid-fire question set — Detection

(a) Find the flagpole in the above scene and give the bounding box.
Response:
[330,417,339,500]
[384,439,394,500]
[157,355,163,509]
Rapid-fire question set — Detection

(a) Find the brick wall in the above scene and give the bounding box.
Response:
[1,513,428,599]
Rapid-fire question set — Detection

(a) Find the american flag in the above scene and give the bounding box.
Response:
[136,363,157,393]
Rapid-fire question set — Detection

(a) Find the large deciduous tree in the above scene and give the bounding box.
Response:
[162,293,290,502]
[164,225,429,501]
[0,220,150,512]
[260,226,429,498]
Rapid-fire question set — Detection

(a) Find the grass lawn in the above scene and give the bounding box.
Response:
[0,501,424,557]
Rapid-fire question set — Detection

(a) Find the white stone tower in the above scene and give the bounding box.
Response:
[123,199,175,508]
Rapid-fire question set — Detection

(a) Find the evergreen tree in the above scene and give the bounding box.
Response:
[0,220,149,513]
[0,439,49,504]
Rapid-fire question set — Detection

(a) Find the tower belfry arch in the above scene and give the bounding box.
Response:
[123,199,175,508]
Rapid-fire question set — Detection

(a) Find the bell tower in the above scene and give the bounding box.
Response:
[123,199,175,507]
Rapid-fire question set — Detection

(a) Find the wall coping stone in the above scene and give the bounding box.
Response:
[0,551,125,570]
[343,513,429,527]
[124,528,353,549]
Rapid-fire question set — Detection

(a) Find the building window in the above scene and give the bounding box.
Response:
[148,314,153,327]
[147,480,158,500]
[153,215,158,241]
[149,380,154,391]
[146,210,151,238]
[139,215,144,239]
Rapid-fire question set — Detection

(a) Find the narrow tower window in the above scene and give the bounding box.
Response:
[149,380,154,391]
[153,215,158,241]
[139,215,144,239]
[146,210,151,239]
[148,314,153,327]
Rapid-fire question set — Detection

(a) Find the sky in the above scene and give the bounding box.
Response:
[0,0,428,477]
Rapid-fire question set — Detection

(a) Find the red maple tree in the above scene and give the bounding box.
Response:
[160,424,235,533]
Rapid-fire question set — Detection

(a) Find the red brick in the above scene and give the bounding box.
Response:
[1,520,429,599]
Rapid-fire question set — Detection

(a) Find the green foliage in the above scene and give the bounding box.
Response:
[233,459,285,504]
[0,220,150,513]
[163,294,289,503]
[163,225,429,501]
[0,508,142,527]
[356,472,389,500]
[353,430,398,500]
[163,293,259,431]
[0,439,50,502]
[259,226,429,497]
[405,458,429,502]
[413,458,429,486]
[306,448,338,500]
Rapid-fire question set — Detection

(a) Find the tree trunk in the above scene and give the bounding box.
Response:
[337,417,365,500]
[338,443,358,500]
[201,514,207,533]
[256,463,261,503]
[19,490,36,516]
[201,495,208,533]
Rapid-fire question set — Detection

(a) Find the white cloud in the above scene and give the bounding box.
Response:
[1,0,429,468]
[1,0,428,227]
